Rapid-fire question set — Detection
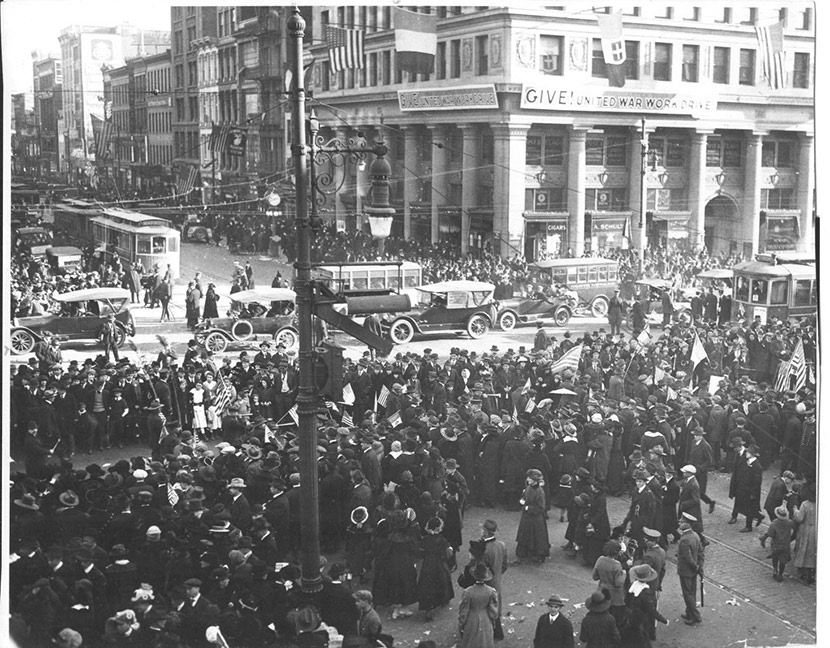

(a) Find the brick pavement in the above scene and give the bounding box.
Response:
[604,465,816,636]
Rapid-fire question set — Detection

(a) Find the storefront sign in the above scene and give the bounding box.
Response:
[521,84,717,116]
[398,85,498,111]
[763,216,799,251]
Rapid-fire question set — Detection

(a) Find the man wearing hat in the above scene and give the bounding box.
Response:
[180,577,216,647]
[688,427,716,514]
[675,514,704,625]
[480,519,508,640]
[678,466,706,538]
[226,477,252,531]
[727,436,748,524]
[640,527,667,592]
[734,444,764,532]
[532,594,574,648]
[616,469,657,547]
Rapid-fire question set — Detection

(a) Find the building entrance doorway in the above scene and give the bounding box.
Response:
[704,195,739,257]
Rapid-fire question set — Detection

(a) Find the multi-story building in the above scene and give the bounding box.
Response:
[307,4,815,258]
[58,24,169,184]
[11,93,39,177]
[146,50,174,192]
[31,52,64,177]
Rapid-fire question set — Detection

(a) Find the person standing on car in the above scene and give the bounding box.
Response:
[661,288,674,326]
[100,313,120,362]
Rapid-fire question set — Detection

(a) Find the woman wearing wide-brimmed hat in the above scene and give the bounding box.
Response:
[515,469,550,564]
[416,517,455,621]
[458,562,499,648]
[620,564,668,647]
[578,589,620,648]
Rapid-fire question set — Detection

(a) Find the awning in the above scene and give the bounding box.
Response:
[651,210,692,222]
[523,210,569,222]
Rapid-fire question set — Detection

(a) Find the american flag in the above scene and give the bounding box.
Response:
[525,398,536,413]
[209,361,233,417]
[341,383,355,405]
[387,410,402,428]
[167,483,179,506]
[377,384,391,407]
[288,404,299,425]
[95,120,114,159]
[176,166,198,196]
[550,344,584,375]
[342,410,354,428]
[776,339,806,393]
[755,22,787,90]
[325,25,365,73]
[209,124,231,154]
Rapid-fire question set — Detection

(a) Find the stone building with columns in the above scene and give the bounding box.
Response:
[305,4,814,259]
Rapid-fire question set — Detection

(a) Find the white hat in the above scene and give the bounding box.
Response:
[681,464,697,475]
[133,469,148,480]
[590,412,603,423]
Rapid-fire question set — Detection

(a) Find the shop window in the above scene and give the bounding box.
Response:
[587,188,628,211]
[769,280,788,305]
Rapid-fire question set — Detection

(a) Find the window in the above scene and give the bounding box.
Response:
[539,35,563,75]
[622,7,641,16]
[715,7,732,23]
[751,278,768,303]
[761,141,795,167]
[586,136,627,166]
[647,188,686,211]
[794,7,812,30]
[591,39,605,77]
[713,47,730,84]
[624,41,639,80]
[654,43,672,81]
[761,188,795,209]
[679,6,699,20]
[450,40,461,78]
[543,136,565,165]
[735,276,750,301]
[525,188,566,211]
[382,51,391,85]
[175,98,185,121]
[586,188,628,211]
[794,280,813,306]
[656,6,673,19]
[769,280,788,305]
[436,42,446,79]
[682,45,699,82]
[476,35,489,75]
[649,137,686,167]
[186,25,196,48]
[526,136,542,165]
[706,137,743,167]
[369,53,378,86]
[174,31,183,54]
[793,53,810,89]
[175,64,184,87]
[739,49,755,85]
[736,7,757,25]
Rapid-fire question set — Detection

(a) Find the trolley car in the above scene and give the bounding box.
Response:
[52,198,103,244]
[90,208,181,278]
[731,253,816,323]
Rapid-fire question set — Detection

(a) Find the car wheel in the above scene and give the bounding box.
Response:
[274,327,298,350]
[678,309,692,325]
[466,314,490,339]
[113,327,127,348]
[10,329,35,355]
[498,311,517,331]
[192,226,208,243]
[194,331,206,346]
[591,296,609,318]
[554,306,571,327]
[231,319,254,341]
[205,332,228,354]
[389,319,415,344]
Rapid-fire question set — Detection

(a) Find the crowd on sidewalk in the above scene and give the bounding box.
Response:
[10,292,817,647]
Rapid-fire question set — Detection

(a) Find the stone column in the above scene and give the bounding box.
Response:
[492,123,531,257]
[744,132,764,256]
[796,132,815,254]
[460,124,480,255]
[688,130,711,251]
[567,127,588,256]
[403,126,419,240]
[430,125,449,245]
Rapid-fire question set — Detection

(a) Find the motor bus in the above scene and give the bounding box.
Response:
[732,253,816,323]
[313,261,423,300]
[90,208,181,278]
[530,257,620,317]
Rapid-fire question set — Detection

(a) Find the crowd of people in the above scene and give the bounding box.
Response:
[10,291,818,647]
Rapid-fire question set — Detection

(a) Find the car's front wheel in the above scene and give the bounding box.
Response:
[231,319,254,341]
[205,332,229,354]
[591,296,609,318]
[10,329,35,355]
[554,306,571,327]
[389,319,415,344]
[113,327,127,348]
[467,314,490,339]
[274,327,298,350]
[498,311,517,331]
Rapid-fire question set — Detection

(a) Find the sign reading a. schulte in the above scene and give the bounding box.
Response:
[521,84,717,116]
[398,85,499,111]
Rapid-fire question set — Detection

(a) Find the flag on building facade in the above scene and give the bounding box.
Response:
[755,21,787,89]
[596,11,627,87]
[551,343,584,374]
[92,115,114,160]
[325,25,365,73]
[210,124,231,154]
[176,166,198,196]
[378,384,391,407]
[393,7,437,74]
[690,332,708,369]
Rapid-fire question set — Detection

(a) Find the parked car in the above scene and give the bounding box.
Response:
[10,287,135,355]
[495,291,574,330]
[381,280,496,344]
[634,279,693,324]
[181,214,213,243]
[193,287,299,353]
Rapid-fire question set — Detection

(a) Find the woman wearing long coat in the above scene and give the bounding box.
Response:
[378,511,418,616]
[515,469,550,562]
[476,428,501,507]
[621,564,668,648]
[202,284,220,318]
[793,485,817,583]
[458,564,499,648]
[416,517,455,618]
[582,486,612,567]
[734,447,764,528]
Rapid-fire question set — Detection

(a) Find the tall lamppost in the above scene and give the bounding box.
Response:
[288,8,395,595]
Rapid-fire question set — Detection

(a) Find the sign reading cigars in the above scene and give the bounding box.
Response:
[521,84,717,116]
[398,85,498,111]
